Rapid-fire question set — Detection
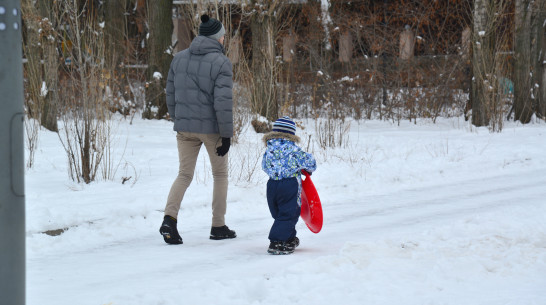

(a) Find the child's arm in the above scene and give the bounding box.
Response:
[294,147,316,174]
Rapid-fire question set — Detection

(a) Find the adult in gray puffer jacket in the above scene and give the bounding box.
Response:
[160,15,236,245]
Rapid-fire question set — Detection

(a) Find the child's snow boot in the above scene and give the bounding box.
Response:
[288,236,300,249]
[267,241,294,255]
[268,237,299,255]
[210,225,237,240]
[159,215,183,244]
[267,241,295,255]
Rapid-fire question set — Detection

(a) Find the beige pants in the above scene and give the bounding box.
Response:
[164,132,228,227]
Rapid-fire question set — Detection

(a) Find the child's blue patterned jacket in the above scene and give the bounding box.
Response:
[262,131,317,206]
[262,131,317,204]
[262,131,316,180]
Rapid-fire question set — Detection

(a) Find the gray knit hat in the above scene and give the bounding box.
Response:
[199,15,225,41]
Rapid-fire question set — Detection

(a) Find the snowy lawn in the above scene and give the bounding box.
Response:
[26,116,546,305]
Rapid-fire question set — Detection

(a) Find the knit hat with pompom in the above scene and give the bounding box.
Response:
[199,14,225,41]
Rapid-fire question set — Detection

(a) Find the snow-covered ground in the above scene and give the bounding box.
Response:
[26,115,546,305]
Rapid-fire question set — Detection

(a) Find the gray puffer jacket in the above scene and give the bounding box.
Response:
[166,35,233,138]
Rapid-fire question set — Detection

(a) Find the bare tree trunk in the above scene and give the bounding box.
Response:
[472,0,512,131]
[250,11,279,121]
[104,0,127,69]
[143,0,173,120]
[531,1,546,118]
[21,0,43,120]
[104,0,133,109]
[537,31,546,120]
[37,1,59,132]
[21,0,58,132]
[471,0,491,127]
[513,0,534,123]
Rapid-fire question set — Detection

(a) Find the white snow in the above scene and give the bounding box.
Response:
[40,81,47,97]
[479,31,486,37]
[153,71,162,80]
[255,115,269,124]
[25,115,546,305]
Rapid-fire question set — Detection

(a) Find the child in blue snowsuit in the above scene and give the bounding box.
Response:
[262,117,316,255]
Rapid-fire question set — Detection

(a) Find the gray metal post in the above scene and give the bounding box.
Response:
[0,1,26,305]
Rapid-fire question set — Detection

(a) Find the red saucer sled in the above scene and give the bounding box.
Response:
[300,170,323,233]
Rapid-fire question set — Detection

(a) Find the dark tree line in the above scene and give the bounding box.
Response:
[21,0,546,132]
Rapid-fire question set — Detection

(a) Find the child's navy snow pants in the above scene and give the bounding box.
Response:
[266,177,300,242]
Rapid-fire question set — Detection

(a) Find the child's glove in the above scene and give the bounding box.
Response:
[216,137,231,156]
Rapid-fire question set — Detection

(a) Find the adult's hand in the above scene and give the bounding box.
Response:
[216,137,231,156]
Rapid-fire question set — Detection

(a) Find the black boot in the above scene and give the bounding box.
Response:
[159,216,183,245]
[268,237,299,255]
[267,241,295,255]
[210,225,236,240]
[288,236,300,249]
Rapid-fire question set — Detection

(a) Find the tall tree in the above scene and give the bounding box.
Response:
[513,0,534,123]
[470,0,512,131]
[104,0,127,69]
[37,1,59,132]
[471,0,492,127]
[143,0,173,119]
[531,1,546,119]
[103,0,134,111]
[249,0,286,121]
[21,0,59,132]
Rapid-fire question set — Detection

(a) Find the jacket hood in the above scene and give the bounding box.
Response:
[189,35,225,55]
[262,131,300,146]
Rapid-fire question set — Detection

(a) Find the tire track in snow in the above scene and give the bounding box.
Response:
[322,168,546,231]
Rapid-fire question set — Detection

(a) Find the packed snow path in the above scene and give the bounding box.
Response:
[25,118,546,304]
[27,167,546,305]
